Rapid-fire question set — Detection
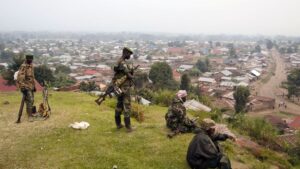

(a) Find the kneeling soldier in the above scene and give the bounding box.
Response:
[165,90,199,138]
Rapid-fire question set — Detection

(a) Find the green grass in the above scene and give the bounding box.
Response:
[0,92,192,169]
[0,92,297,169]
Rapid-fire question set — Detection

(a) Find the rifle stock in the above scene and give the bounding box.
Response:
[16,93,25,123]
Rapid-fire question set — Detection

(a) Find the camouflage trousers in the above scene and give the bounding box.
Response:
[22,89,34,116]
[166,117,196,133]
[115,90,131,118]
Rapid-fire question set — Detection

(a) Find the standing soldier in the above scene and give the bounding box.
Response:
[113,47,135,132]
[16,54,36,122]
[165,90,199,138]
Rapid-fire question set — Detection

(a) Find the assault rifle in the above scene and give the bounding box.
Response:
[95,65,139,106]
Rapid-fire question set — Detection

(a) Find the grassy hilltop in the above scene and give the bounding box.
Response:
[0,92,296,169]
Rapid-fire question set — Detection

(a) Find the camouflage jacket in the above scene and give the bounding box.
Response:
[166,97,186,122]
[17,62,35,90]
[112,60,133,89]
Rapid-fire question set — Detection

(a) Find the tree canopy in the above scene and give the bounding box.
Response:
[287,69,300,98]
[233,86,250,113]
[180,73,191,92]
[149,62,177,90]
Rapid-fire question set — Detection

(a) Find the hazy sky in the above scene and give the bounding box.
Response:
[0,0,299,36]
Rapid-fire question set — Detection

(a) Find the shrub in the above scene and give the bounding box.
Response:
[230,115,278,144]
[152,90,175,107]
[131,103,146,122]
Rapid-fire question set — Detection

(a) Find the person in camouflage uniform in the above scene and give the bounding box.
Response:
[112,47,134,132]
[165,90,198,138]
[16,54,36,122]
[186,118,235,169]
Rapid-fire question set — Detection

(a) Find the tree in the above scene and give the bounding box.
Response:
[229,46,237,58]
[287,69,300,99]
[1,54,25,85]
[0,65,5,73]
[233,86,250,113]
[196,59,209,73]
[287,46,294,54]
[52,72,76,88]
[55,64,71,74]
[149,62,177,90]
[187,68,201,77]
[255,45,262,53]
[180,74,191,91]
[34,65,55,85]
[79,81,98,92]
[279,47,287,54]
[266,39,274,50]
[0,50,14,61]
[133,71,149,89]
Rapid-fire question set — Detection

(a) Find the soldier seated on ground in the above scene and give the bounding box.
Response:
[165,90,199,138]
[186,118,236,169]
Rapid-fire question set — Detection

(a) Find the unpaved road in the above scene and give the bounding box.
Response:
[256,49,300,116]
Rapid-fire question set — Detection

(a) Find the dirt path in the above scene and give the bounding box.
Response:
[255,49,300,116]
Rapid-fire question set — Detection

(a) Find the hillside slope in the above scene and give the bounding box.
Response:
[0,92,294,169]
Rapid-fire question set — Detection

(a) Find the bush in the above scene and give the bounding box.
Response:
[79,81,98,92]
[152,90,175,107]
[131,103,146,122]
[230,115,278,144]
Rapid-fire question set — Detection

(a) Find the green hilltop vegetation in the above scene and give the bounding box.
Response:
[0,92,298,169]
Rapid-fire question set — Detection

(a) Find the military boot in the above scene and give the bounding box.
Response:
[124,117,134,132]
[27,110,34,122]
[115,115,123,129]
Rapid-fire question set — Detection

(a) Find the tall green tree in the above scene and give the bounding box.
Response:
[180,74,191,91]
[34,65,55,85]
[55,64,71,74]
[287,69,300,99]
[196,59,209,73]
[133,71,149,89]
[233,86,250,113]
[255,45,262,53]
[149,62,177,90]
[1,54,25,85]
[266,39,274,50]
[52,72,76,88]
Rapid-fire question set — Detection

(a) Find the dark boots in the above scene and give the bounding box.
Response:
[124,117,133,132]
[115,115,123,129]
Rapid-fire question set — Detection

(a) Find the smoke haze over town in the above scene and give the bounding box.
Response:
[0,0,300,36]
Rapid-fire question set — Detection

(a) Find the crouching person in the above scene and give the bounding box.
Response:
[165,90,199,138]
[186,118,235,169]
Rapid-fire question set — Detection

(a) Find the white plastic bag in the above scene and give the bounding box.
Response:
[69,121,90,130]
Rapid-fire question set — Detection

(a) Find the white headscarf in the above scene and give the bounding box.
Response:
[176,90,187,99]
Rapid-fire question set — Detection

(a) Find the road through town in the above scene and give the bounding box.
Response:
[257,49,300,116]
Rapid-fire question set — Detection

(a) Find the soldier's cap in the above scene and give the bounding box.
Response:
[25,54,34,60]
[201,118,216,130]
[123,47,133,55]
